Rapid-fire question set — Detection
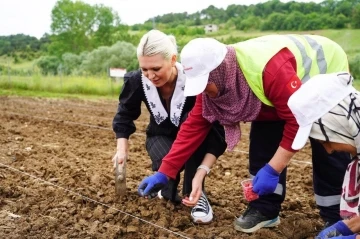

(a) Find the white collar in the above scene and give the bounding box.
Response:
[142,62,186,126]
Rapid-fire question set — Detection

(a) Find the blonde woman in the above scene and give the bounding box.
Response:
[112,30,226,223]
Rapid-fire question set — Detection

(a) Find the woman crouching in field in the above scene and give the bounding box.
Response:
[112,29,226,224]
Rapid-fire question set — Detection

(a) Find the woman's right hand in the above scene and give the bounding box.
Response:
[112,151,127,168]
[112,138,129,168]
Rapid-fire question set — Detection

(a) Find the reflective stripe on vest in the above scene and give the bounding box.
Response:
[304,35,327,81]
[287,35,328,83]
[233,34,348,106]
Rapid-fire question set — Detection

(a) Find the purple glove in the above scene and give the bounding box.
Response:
[252,163,279,195]
[138,172,168,197]
[315,221,353,239]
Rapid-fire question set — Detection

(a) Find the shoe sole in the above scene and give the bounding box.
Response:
[157,190,182,204]
[192,205,213,224]
[157,190,163,200]
[234,217,280,233]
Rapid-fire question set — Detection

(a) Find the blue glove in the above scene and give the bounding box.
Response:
[315,221,353,239]
[252,163,280,195]
[138,172,168,197]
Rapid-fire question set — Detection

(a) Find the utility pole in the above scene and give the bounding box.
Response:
[152,17,156,29]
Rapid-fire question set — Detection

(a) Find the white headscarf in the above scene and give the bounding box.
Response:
[310,92,360,218]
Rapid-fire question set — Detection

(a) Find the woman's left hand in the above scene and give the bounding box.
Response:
[182,174,204,207]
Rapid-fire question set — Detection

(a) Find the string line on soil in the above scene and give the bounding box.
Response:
[232,149,312,165]
[1,111,311,165]
[0,162,191,239]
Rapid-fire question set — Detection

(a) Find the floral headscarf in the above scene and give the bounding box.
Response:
[201,46,262,150]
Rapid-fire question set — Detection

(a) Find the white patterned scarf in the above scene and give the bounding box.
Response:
[141,62,186,127]
[310,92,360,218]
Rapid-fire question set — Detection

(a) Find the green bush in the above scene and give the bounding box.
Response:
[349,54,360,80]
[36,56,61,75]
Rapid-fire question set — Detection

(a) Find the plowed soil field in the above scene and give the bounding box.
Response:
[0,96,323,239]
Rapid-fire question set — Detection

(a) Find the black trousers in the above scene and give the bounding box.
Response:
[310,138,352,223]
[249,120,351,221]
[146,122,226,198]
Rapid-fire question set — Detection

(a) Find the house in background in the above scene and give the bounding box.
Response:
[204,24,218,33]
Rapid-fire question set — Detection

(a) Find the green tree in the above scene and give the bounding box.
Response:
[61,52,81,75]
[50,0,122,56]
[320,0,337,14]
[236,16,261,31]
[36,56,61,75]
[80,41,136,75]
[352,4,360,28]
[225,4,247,20]
[92,5,121,47]
[110,26,140,46]
[290,2,320,14]
[300,13,324,30]
[332,14,349,29]
[284,11,305,30]
[262,12,287,30]
[253,0,284,18]
[51,0,96,54]
[335,1,353,16]
[201,5,227,23]
[0,34,44,56]
[194,16,202,26]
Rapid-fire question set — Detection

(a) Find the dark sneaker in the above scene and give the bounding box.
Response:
[157,190,182,204]
[234,206,280,233]
[191,192,213,224]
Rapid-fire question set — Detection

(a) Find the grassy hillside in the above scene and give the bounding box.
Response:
[0,55,37,70]
[3,28,360,70]
[1,28,359,98]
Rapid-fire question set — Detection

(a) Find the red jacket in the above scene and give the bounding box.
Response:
[159,48,300,179]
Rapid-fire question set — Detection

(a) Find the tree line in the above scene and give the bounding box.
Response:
[144,0,360,30]
[1,0,360,76]
[0,34,50,60]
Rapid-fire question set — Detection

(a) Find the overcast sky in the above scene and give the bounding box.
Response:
[0,0,323,39]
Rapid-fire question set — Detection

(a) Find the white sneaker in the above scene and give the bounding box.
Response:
[191,192,213,224]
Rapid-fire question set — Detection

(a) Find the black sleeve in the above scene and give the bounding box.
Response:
[206,121,227,158]
[112,70,143,139]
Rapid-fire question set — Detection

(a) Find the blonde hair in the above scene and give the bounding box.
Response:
[137,30,177,60]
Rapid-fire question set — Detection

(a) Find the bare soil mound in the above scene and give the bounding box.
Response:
[0,96,323,238]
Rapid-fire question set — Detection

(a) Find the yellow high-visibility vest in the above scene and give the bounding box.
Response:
[233,34,349,106]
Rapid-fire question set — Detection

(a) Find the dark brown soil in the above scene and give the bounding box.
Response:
[0,96,323,238]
